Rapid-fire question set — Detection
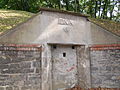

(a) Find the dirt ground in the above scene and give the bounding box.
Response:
[65,86,120,90]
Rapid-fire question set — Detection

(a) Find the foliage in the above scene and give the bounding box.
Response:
[0,0,119,21]
[0,9,34,34]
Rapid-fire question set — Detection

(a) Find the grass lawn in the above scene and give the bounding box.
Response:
[89,18,120,36]
[0,9,34,34]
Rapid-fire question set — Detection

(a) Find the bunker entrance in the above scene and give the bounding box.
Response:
[51,45,79,90]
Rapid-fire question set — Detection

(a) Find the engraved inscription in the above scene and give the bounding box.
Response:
[63,27,71,32]
[58,18,73,25]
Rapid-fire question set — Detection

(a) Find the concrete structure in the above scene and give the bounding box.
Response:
[0,8,120,90]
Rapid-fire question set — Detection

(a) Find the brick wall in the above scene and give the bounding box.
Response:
[0,44,42,90]
[90,44,120,88]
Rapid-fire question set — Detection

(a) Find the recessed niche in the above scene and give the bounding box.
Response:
[53,45,57,49]
[63,53,66,57]
[72,46,75,49]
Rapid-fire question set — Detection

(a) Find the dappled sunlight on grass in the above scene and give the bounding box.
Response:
[0,24,12,32]
[0,12,24,18]
[0,9,34,34]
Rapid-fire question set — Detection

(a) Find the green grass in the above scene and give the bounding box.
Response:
[0,9,34,34]
[89,18,120,36]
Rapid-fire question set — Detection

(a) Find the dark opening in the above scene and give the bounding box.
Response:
[63,53,66,57]
[72,46,75,49]
[53,45,57,49]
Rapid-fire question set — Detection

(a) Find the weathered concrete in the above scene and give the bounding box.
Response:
[0,9,120,90]
[76,46,91,89]
[0,11,91,45]
[0,11,119,45]
[41,44,52,90]
[90,23,120,44]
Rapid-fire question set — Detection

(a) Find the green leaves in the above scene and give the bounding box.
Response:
[0,0,119,21]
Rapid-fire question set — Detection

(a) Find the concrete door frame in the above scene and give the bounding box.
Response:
[41,43,91,90]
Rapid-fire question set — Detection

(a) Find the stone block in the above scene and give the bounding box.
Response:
[21,86,32,90]
[11,58,23,63]
[0,87,5,90]
[35,68,41,73]
[0,65,9,69]
[0,56,11,64]
[1,69,22,74]
[32,86,41,90]
[33,61,41,68]
[9,64,20,69]
[6,87,13,90]
[0,75,9,81]
[13,86,19,90]
[20,62,31,69]
[22,69,34,73]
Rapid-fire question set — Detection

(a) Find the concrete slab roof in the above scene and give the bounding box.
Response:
[40,8,89,18]
[40,8,120,37]
[0,8,119,38]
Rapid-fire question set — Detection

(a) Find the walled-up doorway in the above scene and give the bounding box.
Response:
[51,44,79,90]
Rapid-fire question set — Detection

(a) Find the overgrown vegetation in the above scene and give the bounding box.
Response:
[0,9,34,34]
[89,18,120,36]
[0,0,119,22]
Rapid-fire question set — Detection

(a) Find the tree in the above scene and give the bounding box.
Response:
[0,0,119,21]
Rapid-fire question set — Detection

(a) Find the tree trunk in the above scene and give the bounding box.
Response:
[95,0,98,18]
[65,0,69,10]
[57,0,61,9]
[89,0,93,17]
[102,0,108,19]
[76,0,80,12]
[110,0,115,20]
[98,0,101,18]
